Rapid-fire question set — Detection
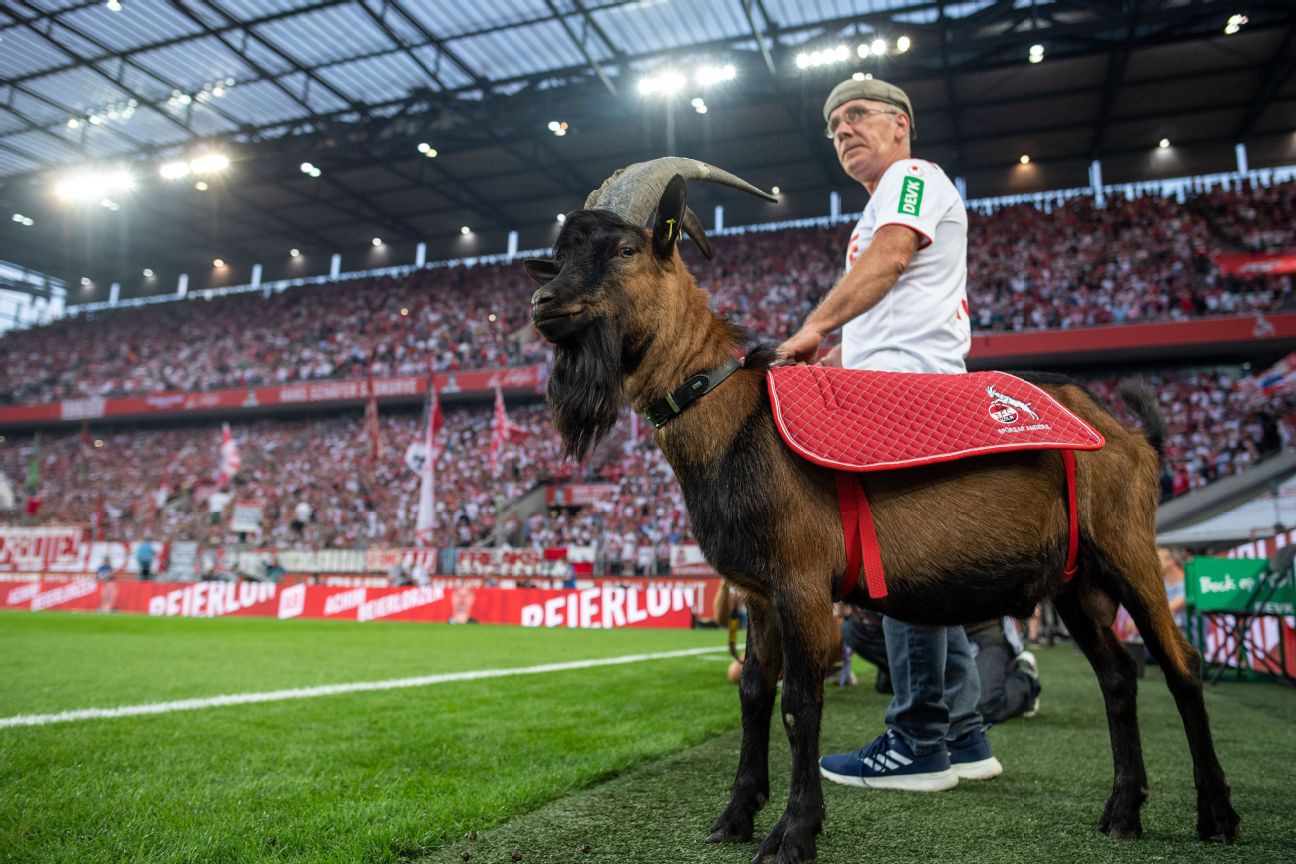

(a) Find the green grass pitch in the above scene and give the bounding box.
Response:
[2,610,1294,864]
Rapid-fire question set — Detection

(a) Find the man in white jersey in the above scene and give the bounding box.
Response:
[779,78,1000,792]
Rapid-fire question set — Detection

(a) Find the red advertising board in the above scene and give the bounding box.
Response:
[0,364,546,427]
[0,526,87,572]
[1,579,697,628]
[1211,251,1296,277]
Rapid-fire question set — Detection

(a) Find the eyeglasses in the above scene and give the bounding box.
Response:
[826,106,900,139]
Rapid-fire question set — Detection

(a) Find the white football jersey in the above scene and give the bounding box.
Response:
[841,159,971,374]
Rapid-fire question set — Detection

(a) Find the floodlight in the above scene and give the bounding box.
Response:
[300,162,315,173]
[556,213,566,223]
[80,277,91,286]
[871,38,887,56]
[67,118,80,129]
[417,142,432,153]
[143,268,154,278]
[106,0,121,10]
[1158,138,1170,149]
[1028,44,1045,63]
[771,186,781,196]
[190,153,229,175]
[213,258,225,268]
[372,237,383,247]
[696,64,736,86]
[54,168,135,202]
[194,181,209,191]
[159,161,190,180]
[795,53,810,69]
[1019,154,1031,165]
[290,248,300,258]
[460,226,471,235]
[896,35,911,53]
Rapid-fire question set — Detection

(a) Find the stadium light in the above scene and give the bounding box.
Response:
[194,181,209,191]
[1159,138,1171,149]
[1028,44,1045,63]
[797,45,850,70]
[80,277,91,287]
[851,72,873,82]
[67,118,80,129]
[105,0,121,11]
[143,268,154,278]
[290,248,300,258]
[372,237,383,247]
[556,213,566,223]
[54,168,135,203]
[547,120,569,136]
[417,142,438,157]
[696,64,736,86]
[300,162,322,178]
[11,213,34,226]
[159,161,190,180]
[189,153,229,175]
[1019,154,1031,165]
[460,226,472,235]
[212,258,225,268]
[691,97,708,114]
[1224,14,1247,35]
[637,71,686,96]
[896,35,912,54]
[771,185,781,196]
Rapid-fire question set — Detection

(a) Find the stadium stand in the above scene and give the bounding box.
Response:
[2,180,1294,561]
[1,181,1293,406]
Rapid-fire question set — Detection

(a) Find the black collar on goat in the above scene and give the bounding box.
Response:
[525,158,1238,864]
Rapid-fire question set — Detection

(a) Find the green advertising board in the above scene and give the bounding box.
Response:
[1185,557,1296,615]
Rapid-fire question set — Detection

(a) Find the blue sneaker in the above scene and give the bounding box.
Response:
[948,727,1003,780]
[820,730,958,792]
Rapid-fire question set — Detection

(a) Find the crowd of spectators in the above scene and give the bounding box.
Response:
[3,180,1295,559]
[1,362,1291,554]
[2,181,1294,406]
[0,402,565,549]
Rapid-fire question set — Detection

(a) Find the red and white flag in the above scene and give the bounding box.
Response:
[489,384,532,477]
[414,382,444,547]
[217,423,241,488]
[364,373,382,463]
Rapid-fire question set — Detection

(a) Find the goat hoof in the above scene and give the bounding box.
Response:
[708,807,755,843]
[1098,793,1143,840]
[752,814,818,864]
[1195,796,1240,844]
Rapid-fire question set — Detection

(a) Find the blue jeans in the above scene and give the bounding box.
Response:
[882,616,983,755]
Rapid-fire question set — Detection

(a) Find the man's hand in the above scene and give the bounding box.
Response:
[777,326,826,365]
[818,345,842,367]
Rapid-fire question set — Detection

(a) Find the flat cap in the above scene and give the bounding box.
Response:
[823,78,916,140]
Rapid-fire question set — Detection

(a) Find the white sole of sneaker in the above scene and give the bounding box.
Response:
[953,756,1003,780]
[820,765,959,792]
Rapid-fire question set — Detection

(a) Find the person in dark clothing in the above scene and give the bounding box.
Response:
[965,618,1041,723]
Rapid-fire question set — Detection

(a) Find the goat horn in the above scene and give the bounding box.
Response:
[682,207,713,260]
[583,157,777,247]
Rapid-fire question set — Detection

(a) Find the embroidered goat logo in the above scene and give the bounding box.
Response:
[986,384,1039,425]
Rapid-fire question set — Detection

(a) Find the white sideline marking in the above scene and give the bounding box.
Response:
[0,646,724,730]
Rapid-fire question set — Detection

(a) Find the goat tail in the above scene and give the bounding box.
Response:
[1119,378,1165,466]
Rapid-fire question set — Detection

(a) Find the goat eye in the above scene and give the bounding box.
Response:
[618,245,635,258]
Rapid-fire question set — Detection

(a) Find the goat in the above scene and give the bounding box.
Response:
[524,157,1238,863]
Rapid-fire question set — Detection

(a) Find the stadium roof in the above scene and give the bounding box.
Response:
[0,0,1293,302]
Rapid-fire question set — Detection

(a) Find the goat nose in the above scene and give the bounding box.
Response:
[531,288,554,307]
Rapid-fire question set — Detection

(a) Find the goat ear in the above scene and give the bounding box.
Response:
[652,174,687,260]
[523,258,560,286]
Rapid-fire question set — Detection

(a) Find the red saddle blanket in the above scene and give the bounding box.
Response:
[767,366,1104,470]
[766,366,1106,601]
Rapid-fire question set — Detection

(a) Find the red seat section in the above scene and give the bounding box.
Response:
[767,366,1104,472]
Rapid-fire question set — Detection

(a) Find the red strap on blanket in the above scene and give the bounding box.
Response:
[837,451,1080,599]
[834,475,888,601]
[1062,449,1079,582]
[835,474,862,600]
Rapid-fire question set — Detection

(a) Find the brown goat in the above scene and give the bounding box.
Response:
[525,159,1238,863]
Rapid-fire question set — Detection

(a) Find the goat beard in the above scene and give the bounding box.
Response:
[547,315,627,462]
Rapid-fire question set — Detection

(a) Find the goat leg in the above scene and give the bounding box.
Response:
[709,597,782,843]
[1054,591,1148,839]
[751,591,832,864]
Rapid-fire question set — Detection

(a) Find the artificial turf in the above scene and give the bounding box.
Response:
[3,612,1293,864]
[428,644,1296,864]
